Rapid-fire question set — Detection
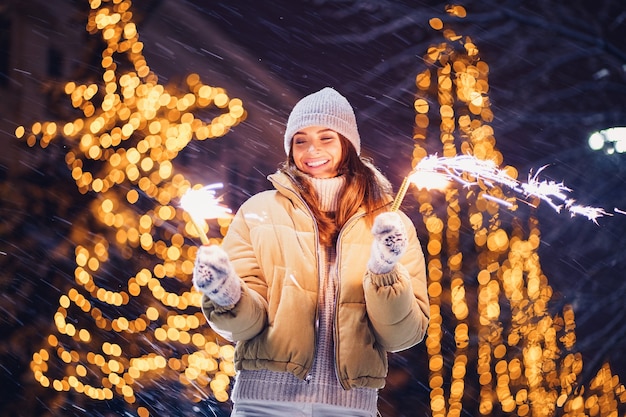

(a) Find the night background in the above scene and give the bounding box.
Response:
[1,0,625,416]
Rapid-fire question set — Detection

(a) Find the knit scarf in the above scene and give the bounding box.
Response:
[308,174,345,213]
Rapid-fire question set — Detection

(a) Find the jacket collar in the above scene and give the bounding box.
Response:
[267,171,307,209]
[267,164,394,212]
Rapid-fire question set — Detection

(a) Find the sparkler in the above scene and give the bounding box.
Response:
[391,154,618,224]
[180,183,232,245]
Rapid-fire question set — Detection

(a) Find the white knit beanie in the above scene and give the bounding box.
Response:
[284,87,361,155]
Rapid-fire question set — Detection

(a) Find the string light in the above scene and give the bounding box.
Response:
[412,5,626,416]
[12,1,626,416]
[17,0,245,414]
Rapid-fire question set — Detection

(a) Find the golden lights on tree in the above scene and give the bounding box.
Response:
[11,1,626,416]
[410,5,626,417]
[15,0,245,415]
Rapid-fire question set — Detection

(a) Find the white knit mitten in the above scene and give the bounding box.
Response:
[367,212,408,274]
[193,245,241,306]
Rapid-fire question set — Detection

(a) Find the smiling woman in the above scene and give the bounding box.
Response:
[291,126,343,178]
[192,86,430,417]
[286,88,360,179]
[3,0,626,416]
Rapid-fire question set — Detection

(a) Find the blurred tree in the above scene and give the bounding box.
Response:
[1,0,625,416]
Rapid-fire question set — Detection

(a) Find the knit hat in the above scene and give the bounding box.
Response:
[284,87,361,155]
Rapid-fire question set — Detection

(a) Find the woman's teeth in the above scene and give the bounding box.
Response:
[307,160,328,167]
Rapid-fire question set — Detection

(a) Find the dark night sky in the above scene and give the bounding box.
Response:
[1,0,626,416]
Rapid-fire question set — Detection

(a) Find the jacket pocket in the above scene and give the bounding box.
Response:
[244,267,317,365]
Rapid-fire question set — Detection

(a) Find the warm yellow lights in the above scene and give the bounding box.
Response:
[14,0,626,415]
[413,4,626,417]
[19,0,246,414]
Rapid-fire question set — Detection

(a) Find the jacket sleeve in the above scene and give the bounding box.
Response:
[200,203,269,342]
[363,212,430,352]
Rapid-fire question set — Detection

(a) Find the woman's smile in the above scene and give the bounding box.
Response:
[291,126,342,178]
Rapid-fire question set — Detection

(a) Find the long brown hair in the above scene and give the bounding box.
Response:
[281,135,392,245]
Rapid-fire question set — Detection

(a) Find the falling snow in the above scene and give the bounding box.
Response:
[1,0,626,416]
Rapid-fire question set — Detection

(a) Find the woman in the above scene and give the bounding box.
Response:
[193,87,429,417]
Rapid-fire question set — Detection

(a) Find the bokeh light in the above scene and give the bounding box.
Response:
[8,1,626,416]
[16,0,245,414]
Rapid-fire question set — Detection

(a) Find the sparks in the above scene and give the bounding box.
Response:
[180,183,232,245]
[568,205,612,224]
[392,154,615,223]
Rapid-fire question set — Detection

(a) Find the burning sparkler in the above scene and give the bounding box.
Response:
[391,154,619,224]
[180,183,232,245]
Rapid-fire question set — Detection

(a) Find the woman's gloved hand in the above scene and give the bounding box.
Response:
[193,245,241,306]
[367,212,408,274]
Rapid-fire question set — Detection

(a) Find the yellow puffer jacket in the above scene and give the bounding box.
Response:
[201,170,429,390]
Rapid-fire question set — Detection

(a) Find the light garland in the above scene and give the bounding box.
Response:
[16,0,245,415]
[409,5,626,417]
[11,1,626,416]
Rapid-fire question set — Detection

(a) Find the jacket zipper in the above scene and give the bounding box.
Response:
[304,203,320,384]
[333,212,366,390]
[271,174,370,388]
[272,176,321,383]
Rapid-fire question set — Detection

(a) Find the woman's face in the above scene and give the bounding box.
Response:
[291,126,343,178]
